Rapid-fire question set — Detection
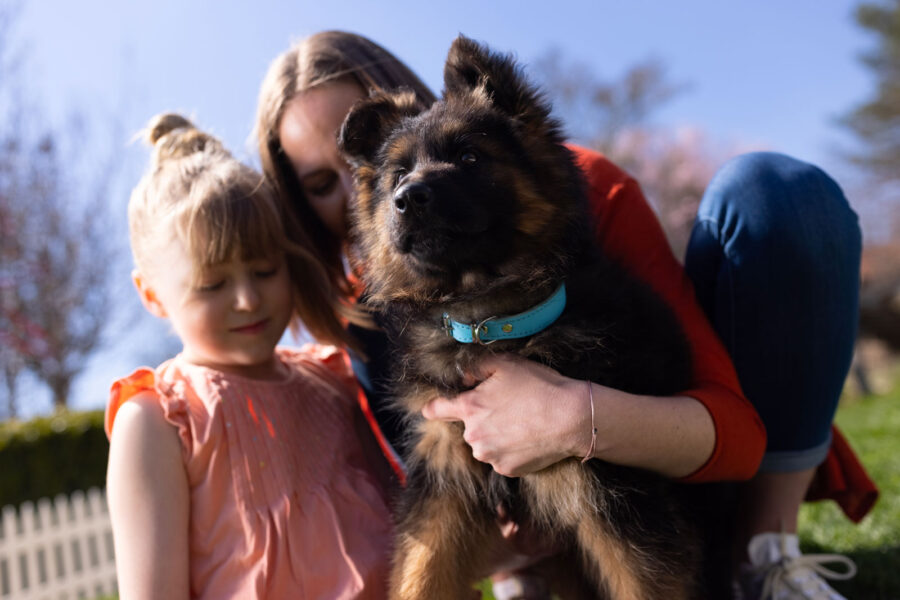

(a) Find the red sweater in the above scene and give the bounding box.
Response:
[571,145,878,521]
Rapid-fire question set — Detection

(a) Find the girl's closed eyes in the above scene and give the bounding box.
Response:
[194,259,282,293]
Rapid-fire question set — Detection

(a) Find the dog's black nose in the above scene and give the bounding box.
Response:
[393,182,433,215]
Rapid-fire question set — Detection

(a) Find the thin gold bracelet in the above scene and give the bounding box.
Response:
[581,381,597,464]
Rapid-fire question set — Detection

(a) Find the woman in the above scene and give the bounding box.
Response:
[255,30,875,600]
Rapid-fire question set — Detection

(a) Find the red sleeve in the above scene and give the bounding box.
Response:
[806,426,878,523]
[569,144,766,482]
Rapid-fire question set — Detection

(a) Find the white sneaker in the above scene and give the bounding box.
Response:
[734,532,857,600]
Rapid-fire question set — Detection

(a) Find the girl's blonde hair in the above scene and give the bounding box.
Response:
[255,31,437,304]
[129,112,360,350]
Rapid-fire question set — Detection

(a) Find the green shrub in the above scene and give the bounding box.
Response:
[0,410,108,508]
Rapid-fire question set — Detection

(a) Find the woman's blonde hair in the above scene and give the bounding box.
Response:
[255,31,436,303]
[129,112,360,349]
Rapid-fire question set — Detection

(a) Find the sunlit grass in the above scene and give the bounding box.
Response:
[799,374,900,599]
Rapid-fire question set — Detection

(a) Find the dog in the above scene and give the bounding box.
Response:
[338,35,702,600]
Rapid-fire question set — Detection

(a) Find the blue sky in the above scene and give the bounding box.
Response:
[18,0,869,173]
[10,0,879,415]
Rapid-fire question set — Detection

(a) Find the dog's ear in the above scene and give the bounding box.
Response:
[338,89,424,167]
[443,35,550,125]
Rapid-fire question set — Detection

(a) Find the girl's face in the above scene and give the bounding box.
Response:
[136,238,294,380]
[278,80,365,240]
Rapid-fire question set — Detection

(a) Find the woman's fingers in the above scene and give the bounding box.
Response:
[421,395,465,421]
[421,353,585,477]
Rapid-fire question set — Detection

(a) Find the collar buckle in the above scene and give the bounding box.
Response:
[472,316,498,346]
[442,313,452,337]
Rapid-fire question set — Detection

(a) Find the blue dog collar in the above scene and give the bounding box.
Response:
[442,283,566,345]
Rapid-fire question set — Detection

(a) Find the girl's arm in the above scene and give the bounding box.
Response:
[106,391,190,600]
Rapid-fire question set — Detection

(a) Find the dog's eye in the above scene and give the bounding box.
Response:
[460,151,478,165]
[393,168,408,187]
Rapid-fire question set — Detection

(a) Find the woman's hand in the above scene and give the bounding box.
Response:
[421,354,589,477]
[421,353,716,479]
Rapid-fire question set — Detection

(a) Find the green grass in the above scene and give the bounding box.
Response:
[476,579,495,599]
[798,378,900,599]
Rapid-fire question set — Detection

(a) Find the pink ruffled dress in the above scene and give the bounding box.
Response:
[105,345,393,599]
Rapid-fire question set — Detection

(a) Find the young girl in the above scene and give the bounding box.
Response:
[105,113,394,599]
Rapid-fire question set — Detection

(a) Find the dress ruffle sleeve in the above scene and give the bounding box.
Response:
[105,365,193,460]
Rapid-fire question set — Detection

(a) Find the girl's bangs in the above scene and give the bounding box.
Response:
[181,183,287,269]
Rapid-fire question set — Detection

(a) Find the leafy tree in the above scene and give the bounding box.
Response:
[843,0,900,356]
[842,0,900,192]
[0,4,118,415]
[533,51,737,259]
[533,50,686,153]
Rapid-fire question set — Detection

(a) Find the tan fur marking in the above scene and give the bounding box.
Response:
[413,420,478,483]
[352,169,376,216]
[576,517,647,600]
[512,178,557,237]
[522,460,592,527]
[389,493,493,599]
[523,460,691,600]
[386,136,413,162]
[471,83,493,108]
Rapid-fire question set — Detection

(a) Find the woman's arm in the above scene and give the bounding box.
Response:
[106,391,190,600]
[575,146,765,481]
[422,354,715,478]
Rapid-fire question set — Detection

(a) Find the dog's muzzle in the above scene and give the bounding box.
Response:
[393,182,433,217]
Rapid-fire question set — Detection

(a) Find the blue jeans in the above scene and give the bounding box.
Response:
[684,152,861,473]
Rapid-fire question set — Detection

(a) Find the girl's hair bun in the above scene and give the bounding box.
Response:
[144,112,222,161]
[146,113,195,145]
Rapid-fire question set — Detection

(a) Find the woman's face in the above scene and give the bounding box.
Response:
[278,80,365,240]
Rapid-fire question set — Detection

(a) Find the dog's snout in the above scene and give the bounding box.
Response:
[393,182,433,215]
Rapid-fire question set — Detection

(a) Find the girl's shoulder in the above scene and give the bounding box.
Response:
[104,357,206,457]
[106,364,167,439]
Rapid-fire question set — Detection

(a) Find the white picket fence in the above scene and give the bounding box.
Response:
[0,489,116,600]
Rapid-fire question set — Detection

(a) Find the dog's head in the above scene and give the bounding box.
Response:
[339,35,587,305]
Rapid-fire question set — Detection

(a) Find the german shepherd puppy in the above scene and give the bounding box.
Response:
[338,35,702,600]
